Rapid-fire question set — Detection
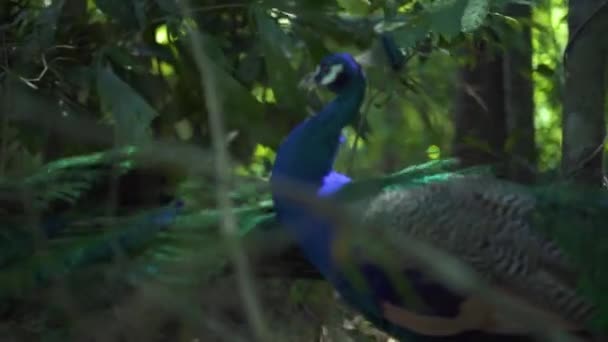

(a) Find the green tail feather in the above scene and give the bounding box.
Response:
[531,183,608,329]
[0,146,138,212]
[0,152,492,305]
[0,202,182,297]
[335,158,493,201]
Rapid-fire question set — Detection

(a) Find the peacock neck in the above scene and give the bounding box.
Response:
[271,75,365,187]
[270,73,365,277]
[315,78,366,138]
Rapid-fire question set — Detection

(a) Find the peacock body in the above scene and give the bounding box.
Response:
[362,178,596,333]
[270,52,603,341]
[271,53,364,275]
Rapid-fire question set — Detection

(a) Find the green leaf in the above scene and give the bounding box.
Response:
[293,25,331,62]
[154,0,179,14]
[94,0,138,29]
[237,53,264,85]
[253,8,307,112]
[261,0,340,11]
[133,0,146,28]
[196,33,231,70]
[336,0,371,15]
[17,0,65,61]
[391,18,431,50]
[426,0,468,38]
[105,47,148,74]
[461,0,490,32]
[535,63,554,78]
[96,67,159,145]
[176,31,268,138]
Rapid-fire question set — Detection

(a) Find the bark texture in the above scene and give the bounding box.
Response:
[452,39,508,178]
[503,4,537,183]
[561,1,608,185]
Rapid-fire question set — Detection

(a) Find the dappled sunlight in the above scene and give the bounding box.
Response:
[1,0,606,341]
[532,0,569,170]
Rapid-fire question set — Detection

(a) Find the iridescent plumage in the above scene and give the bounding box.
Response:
[270,52,600,341]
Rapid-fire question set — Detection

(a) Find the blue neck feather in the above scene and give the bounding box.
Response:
[270,68,365,277]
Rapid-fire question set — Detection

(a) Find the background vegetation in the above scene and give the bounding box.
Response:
[1,0,606,341]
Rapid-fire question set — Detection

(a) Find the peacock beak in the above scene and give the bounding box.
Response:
[298,66,320,91]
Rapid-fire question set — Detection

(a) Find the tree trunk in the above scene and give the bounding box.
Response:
[561,1,608,186]
[452,39,508,177]
[503,4,537,183]
[453,12,538,184]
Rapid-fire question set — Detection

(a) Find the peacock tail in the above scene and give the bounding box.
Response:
[0,146,137,214]
[0,144,485,329]
[0,146,471,289]
[0,147,299,340]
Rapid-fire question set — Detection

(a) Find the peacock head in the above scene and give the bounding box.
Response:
[299,53,364,93]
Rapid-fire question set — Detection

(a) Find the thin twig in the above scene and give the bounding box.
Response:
[19,54,48,89]
[176,1,268,340]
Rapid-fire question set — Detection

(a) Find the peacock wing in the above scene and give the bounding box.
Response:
[361,177,594,333]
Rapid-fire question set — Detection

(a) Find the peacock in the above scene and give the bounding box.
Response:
[3,53,604,341]
[270,52,606,341]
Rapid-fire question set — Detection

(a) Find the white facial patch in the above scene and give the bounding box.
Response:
[299,66,320,90]
[319,64,344,85]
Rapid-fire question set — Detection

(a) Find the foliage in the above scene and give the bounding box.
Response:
[531,183,608,329]
[531,0,568,171]
[0,0,588,340]
[1,0,544,176]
